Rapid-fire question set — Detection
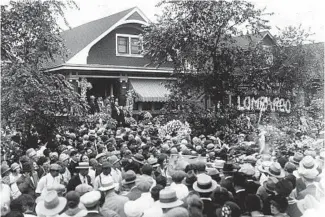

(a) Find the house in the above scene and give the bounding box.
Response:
[46,7,173,114]
[46,6,322,114]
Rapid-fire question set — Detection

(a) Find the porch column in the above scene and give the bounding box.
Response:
[110,83,114,97]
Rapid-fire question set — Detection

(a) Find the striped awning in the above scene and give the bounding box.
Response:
[130,79,170,102]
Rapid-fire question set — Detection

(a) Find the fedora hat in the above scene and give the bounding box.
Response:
[157,188,183,209]
[267,162,285,178]
[1,164,10,175]
[298,156,318,172]
[75,162,92,170]
[299,168,319,180]
[75,184,93,196]
[98,176,117,191]
[214,160,225,169]
[257,161,273,173]
[36,191,67,216]
[222,163,237,172]
[193,174,218,193]
[239,163,255,176]
[80,191,101,208]
[147,157,159,167]
[304,149,317,158]
[122,170,137,185]
[289,153,304,165]
[124,201,143,217]
[206,143,215,151]
[264,177,278,193]
[95,153,106,160]
[132,154,145,164]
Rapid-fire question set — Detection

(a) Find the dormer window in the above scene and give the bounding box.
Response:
[116,34,143,57]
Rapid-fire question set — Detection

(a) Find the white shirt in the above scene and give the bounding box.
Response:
[61,168,71,184]
[36,173,62,194]
[135,192,155,213]
[142,201,163,217]
[93,173,112,190]
[170,182,189,200]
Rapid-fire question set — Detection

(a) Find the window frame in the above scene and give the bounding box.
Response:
[116,34,143,58]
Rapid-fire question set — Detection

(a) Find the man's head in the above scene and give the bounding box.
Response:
[49,164,61,178]
[141,164,153,176]
[79,168,89,176]
[70,151,79,162]
[102,162,112,176]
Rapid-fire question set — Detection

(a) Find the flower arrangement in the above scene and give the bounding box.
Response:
[125,89,136,116]
[86,112,117,129]
[158,119,191,139]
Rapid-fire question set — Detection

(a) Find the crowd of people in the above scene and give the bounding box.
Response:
[1,116,325,217]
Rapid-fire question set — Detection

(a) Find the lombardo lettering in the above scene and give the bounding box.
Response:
[237,96,291,113]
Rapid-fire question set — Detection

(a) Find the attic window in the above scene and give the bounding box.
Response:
[116,34,143,57]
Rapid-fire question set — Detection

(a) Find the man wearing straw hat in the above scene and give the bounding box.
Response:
[35,191,67,217]
[80,191,104,217]
[100,176,129,217]
[36,164,65,195]
[67,162,92,192]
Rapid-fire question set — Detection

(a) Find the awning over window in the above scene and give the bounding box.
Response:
[130,79,170,102]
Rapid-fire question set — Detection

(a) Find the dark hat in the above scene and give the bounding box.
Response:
[123,170,137,185]
[270,195,289,213]
[275,179,294,197]
[182,171,197,186]
[21,162,33,173]
[223,163,237,172]
[132,153,145,164]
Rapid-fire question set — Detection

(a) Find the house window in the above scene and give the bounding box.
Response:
[117,36,128,54]
[116,34,143,57]
[262,45,273,65]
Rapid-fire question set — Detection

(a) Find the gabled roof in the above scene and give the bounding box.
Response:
[233,31,275,49]
[47,7,149,68]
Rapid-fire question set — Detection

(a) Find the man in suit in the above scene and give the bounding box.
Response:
[193,174,218,217]
[80,191,104,217]
[68,151,79,177]
[67,162,92,192]
[16,162,39,198]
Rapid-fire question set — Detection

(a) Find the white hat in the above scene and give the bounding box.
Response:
[299,168,319,180]
[98,176,117,191]
[76,162,92,169]
[239,163,255,176]
[157,188,183,209]
[35,191,67,216]
[193,174,218,193]
[96,153,106,160]
[124,201,143,217]
[267,162,285,178]
[59,153,69,162]
[214,160,225,169]
[80,191,101,208]
[298,156,318,177]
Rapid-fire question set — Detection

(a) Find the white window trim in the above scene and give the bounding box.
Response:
[116,33,143,58]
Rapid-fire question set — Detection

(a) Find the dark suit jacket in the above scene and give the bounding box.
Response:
[68,160,78,177]
[244,179,260,194]
[201,199,217,217]
[85,211,104,217]
[16,173,39,198]
[67,174,92,192]
[234,189,248,214]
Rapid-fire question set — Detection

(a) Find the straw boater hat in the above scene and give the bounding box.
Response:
[157,188,183,209]
[36,191,67,216]
[122,170,137,185]
[98,176,117,191]
[193,174,218,193]
[75,162,92,170]
[267,162,285,179]
[289,152,304,165]
[75,184,93,196]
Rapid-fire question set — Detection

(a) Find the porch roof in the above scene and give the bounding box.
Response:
[130,79,170,102]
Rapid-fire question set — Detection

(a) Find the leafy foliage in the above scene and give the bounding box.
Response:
[1,0,87,140]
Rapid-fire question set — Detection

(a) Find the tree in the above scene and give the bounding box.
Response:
[143,0,272,106]
[1,0,88,143]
